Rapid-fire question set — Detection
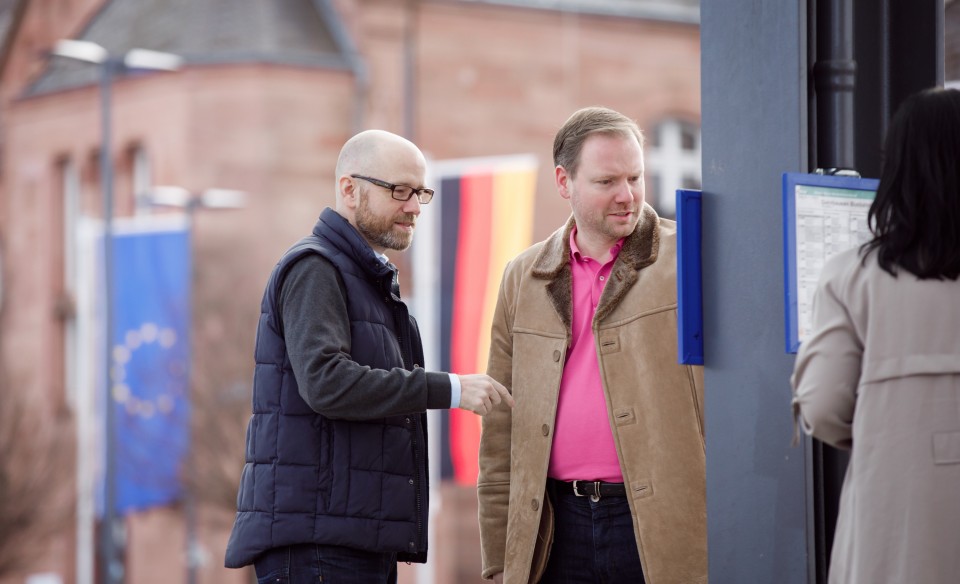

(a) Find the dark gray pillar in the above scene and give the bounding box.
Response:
[701,2,812,583]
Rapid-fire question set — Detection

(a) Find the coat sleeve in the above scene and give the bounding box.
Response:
[790,258,863,450]
[477,263,517,580]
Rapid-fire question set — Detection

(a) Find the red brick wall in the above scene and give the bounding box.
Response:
[414,1,700,242]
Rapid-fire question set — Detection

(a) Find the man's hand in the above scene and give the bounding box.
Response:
[457,374,514,415]
[491,573,504,584]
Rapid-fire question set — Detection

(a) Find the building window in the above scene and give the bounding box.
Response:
[60,158,81,410]
[645,118,702,219]
[132,145,153,215]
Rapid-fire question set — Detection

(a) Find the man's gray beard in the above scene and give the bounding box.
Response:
[356,192,414,251]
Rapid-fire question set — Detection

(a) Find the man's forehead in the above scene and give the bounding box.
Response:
[376,155,427,184]
[578,144,644,175]
[582,131,642,150]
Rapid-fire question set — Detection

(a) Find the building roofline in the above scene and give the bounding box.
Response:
[27,0,350,97]
[21,56,354,100]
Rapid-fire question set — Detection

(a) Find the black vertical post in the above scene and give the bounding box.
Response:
[810,2,857,579]
[814,0,856,172]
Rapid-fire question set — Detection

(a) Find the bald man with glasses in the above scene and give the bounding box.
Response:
[226,130,513,583]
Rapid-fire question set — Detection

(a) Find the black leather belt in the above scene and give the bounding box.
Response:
[549,478,626,500]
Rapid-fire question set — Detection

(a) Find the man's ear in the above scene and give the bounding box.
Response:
[340,175,359,209]
[556,166,572,200]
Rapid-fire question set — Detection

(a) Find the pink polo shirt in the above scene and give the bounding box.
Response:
[548,228,624,483]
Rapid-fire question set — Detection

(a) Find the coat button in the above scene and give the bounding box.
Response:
[405,417,412,425]
[408,541,416,549]
[552,350,561,362]
[541,424,550,436]
[408,478,414,485]
[531,498,539,511]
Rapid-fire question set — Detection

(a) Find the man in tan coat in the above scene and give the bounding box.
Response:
[477,107,706,584]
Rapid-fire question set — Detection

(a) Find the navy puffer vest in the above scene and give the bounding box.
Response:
[225,208,429,568]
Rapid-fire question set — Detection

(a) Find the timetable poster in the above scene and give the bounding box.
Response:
[783,173,878,352]
[794,185,874,340]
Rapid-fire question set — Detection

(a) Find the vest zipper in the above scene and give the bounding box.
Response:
[412,417,424,551]
[391,298,425,553]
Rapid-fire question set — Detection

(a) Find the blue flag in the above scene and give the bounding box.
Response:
[104,218,191,514]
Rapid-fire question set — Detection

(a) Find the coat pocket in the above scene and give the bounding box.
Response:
[932,431,960,465]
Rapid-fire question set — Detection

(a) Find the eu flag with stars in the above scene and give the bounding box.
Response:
[107,218,191,514]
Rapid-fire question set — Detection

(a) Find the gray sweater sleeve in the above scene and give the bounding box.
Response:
[279,253,452,420]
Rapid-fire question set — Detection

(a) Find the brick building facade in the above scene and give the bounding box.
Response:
[0,1,700,583]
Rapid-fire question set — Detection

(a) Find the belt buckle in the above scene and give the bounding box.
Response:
[572,480,602,502]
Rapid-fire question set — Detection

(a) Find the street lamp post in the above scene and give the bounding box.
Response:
[51,39,182,584]
[148,186,246,584]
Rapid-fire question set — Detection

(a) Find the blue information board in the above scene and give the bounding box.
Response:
[677,189,703,365]
[782,172,878,353]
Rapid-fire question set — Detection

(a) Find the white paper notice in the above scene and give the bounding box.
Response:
[794,184,874,342]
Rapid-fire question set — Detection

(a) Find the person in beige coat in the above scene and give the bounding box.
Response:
[792,87,960,584]
[478,107,706,584]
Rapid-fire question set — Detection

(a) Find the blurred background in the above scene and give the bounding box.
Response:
[0,0,953,583]
[0,1,700,582]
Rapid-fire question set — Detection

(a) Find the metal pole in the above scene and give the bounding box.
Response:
[98,57,124,584]
[813,0,856,171]
[185,201,197,584]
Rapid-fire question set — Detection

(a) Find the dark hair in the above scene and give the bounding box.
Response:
[861,87,960,280]
[553,107,644,178]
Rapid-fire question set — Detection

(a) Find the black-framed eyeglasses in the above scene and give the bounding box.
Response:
[350,174,435,204]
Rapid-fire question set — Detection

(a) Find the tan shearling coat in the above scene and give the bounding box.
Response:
[478,205,707,584]
[792,247,960,584]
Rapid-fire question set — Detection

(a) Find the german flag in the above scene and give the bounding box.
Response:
[435,156,537,485]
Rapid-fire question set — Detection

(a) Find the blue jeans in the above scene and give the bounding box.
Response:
[254,543,397,584]
[539,480,645,583]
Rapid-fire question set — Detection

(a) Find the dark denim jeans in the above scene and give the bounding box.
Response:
[539,480,646,584]
[254,543,397,584]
